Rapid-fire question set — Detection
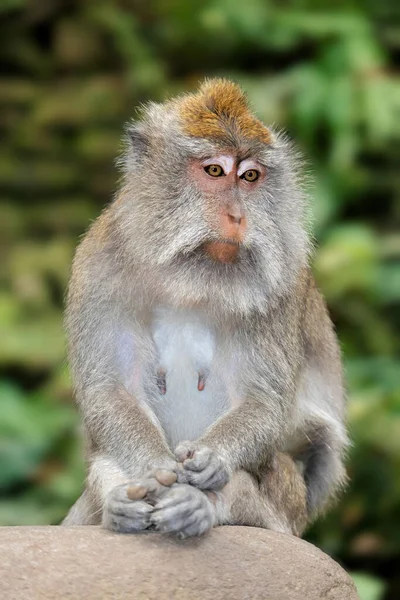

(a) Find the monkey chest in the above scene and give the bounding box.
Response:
[145,307,241,448]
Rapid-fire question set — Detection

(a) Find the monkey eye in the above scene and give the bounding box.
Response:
[241,169,259,182]
[204,164,225,177]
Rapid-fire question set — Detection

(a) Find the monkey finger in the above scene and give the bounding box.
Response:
[181,447,212,472]
[130,477,161,496]
[144,480,175,505]
[146,456,179,474]
[174,441,197,463]
[144,467,179,487]
[175,468,190,485]
[107,483,149,505]
[111,479,165,507]
[182,455,210,472]
[183,462,230,490]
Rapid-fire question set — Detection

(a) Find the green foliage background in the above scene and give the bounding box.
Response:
[1,1,399,598]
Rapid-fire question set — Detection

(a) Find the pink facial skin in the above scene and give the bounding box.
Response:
[188,154,265,263]
[189,154,266,194]
[202,155,236,175]
[237,158,263,178]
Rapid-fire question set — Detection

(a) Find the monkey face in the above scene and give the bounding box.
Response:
[188,153,266,264]
[120,136,310,313]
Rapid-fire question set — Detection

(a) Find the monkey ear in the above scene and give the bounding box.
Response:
[126,124,149,159]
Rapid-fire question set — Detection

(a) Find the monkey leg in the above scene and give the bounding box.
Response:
[62,454,137,527]
[62,489,102,526]
[214,452,308,537]
[62,455,129,526]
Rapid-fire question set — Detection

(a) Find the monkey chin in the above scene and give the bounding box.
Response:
[202,241,240,264]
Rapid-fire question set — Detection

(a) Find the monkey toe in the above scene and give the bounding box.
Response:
[150,484,215,537]
[179,509,215,538]
[103,498,154,533]
[109,480,160,503]
[153,506,213,538]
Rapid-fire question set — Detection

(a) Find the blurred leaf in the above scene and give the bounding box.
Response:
[351,572,386,600]
[314,224,379,300]
[0,1,399,594]
[0,382,78,489]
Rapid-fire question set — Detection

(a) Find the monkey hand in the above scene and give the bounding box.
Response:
[151,483,216,538]
[174,441,230,490]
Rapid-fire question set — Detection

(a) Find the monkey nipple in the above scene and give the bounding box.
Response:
[197,370,206,392]
[156,368,167,395]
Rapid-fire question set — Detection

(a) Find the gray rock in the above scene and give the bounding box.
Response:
[0,525,358,599]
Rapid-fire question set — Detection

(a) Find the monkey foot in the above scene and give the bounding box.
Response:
[103,482,157,533]
[103,475,215,538]
[151,484,216,537]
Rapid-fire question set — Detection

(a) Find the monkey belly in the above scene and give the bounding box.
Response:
[145,307,233,449]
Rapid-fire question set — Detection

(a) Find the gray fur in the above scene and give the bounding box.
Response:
[63,84,348,537]
[151,484,215,538]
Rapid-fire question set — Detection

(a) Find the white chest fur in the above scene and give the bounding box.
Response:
[146,306,233,448]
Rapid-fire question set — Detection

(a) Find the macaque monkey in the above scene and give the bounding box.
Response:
[63,79,348,538]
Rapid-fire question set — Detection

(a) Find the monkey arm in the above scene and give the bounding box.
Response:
[65,237,173,478]
[68,340,173,477]
[80,385,173,473]
[197,384,293,474]
[68,321,174,475]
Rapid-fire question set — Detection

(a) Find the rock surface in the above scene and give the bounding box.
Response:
[0,525,358,599]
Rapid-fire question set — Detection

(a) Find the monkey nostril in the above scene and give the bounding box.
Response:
[228,213,242,225]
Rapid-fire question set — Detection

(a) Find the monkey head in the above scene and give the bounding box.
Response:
[118,79,310,314]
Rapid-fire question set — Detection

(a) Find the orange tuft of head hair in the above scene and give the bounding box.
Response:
[178,79,271,145]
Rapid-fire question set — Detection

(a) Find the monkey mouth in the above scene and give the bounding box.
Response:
[202,239,241,264]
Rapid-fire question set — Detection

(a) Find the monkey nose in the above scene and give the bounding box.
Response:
[220,208,246,240]
[227,212,242,225]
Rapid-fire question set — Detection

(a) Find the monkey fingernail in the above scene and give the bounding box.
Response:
[154,470,178,486]
[127,485,147,500]
[197,370,206,392]
[156,368,167,395]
